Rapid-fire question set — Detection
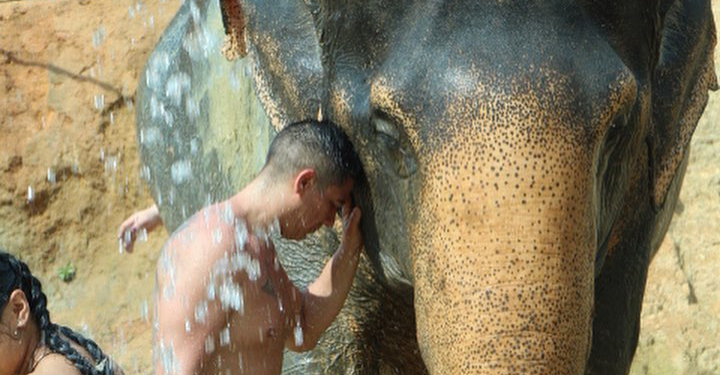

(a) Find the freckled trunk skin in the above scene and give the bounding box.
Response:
[412,144,596,375]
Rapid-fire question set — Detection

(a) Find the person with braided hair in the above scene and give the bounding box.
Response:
[0,251,124,375]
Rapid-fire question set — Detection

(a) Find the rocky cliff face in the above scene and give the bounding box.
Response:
[0,1,717,375]
[0,1,179,373]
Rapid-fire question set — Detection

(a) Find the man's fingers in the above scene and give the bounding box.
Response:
[350,207,361,226]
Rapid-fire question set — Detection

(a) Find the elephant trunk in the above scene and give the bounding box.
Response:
[412,143,596,374]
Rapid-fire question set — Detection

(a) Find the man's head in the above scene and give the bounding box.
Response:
[262,120,362,239]
[264,119,362,189]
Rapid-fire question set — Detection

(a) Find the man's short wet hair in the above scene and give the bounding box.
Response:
[264,119,362,188]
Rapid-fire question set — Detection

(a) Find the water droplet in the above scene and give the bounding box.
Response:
[204,335,215,353]
[171,159,192,184]
[207,281,216,300]
[158,340,178,375]
[194,300,209,323]
[94,94,105,111]
[293,325,304,347]
[185,96,200,120]
[234,220,247,245]
[218,279,244,313]
[47,168,56,184]
[92,26,106,49]
[140,165,152,180]
[140,126,162,146]
[213,228,223,244]
[27,186,34,202]
[165,72,191,107]
[219,326,230,346]
[140,300,149,322]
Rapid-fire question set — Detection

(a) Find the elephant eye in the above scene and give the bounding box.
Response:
[371,115,418,178]
[373,117,401,148]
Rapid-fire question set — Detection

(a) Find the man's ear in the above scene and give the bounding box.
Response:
[293,169,316,195]
[8,289,31,329]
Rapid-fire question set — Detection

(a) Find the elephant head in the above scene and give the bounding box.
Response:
[138,0,716,374]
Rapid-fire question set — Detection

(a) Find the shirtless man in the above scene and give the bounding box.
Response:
[154,120,363,375]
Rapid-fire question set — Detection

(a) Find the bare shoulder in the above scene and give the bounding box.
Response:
[28,353,82,375]
[158,202,238,276]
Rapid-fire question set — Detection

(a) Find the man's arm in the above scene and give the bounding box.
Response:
[286,204,362,352]
[118,204,163,252]
[155,222,230,375]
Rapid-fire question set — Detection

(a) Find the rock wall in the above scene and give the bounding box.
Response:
[0,1,179,373]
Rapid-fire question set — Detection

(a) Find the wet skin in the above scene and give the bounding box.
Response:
[154,176,361,375]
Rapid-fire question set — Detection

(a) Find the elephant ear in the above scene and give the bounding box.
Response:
[651,0,718,209]
[220,0,247,60]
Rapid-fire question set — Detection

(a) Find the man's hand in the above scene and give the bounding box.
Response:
[117,204,162,252]
[340,202,362,254]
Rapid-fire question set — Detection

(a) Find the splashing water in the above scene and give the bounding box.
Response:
[92,26,106,49]
[218,278,244,313]
[222,202,235,225]
[138,227,148,243]
[140,126,162,146]
[234,220,248,247]
[158,340,179,375]
[94,94,105,111]
[194,300,209,323]
[185,96,200,120]
[27,186,34,202]
[204,335,215,354]
[159,250,176,299]
[219,326,231,347]
[165,72,191,107]
[47,168,56,184]
[213,228,223,244]
[140,299,149,323]
[171,159,192,184]
[294,324,304,348]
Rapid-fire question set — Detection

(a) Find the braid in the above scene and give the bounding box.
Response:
[1,252,117,375]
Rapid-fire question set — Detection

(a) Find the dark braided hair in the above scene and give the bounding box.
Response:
[0,251,118,375]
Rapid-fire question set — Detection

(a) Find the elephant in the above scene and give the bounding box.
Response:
[135,0,717,374]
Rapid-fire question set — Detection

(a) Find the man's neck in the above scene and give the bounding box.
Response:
[228,175,287,230]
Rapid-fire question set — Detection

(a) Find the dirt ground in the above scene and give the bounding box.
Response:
[0,1,717,375]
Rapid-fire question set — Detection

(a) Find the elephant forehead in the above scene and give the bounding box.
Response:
[369,61,637,160]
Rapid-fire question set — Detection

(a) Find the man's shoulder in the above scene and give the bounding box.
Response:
[158,203,241,272]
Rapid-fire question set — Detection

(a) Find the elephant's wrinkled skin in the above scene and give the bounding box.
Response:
[136,1,717,374]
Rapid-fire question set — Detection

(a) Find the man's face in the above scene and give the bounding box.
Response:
[292,178,354,240]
